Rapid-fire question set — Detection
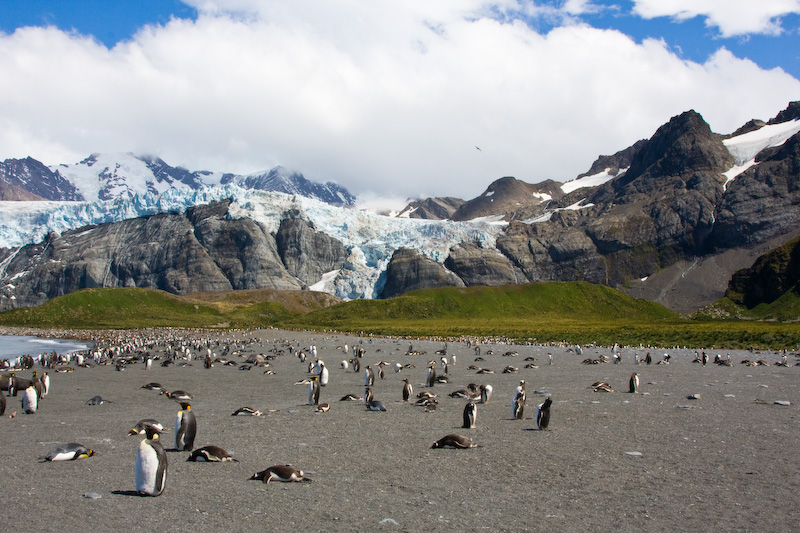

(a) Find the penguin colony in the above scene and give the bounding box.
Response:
[4,330,781,503]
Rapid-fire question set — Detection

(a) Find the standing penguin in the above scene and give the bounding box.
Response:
[41,372,50,397]
[364,366,374,387]
[22,385,37,414]
[174,402,197,451]
[136,424,167,496]
[480,384,493,404]
[402,379,413,402]
[30,372,44,399]
[535,397,552,430]
[308,376,321,406]
[425,364,436,388]
[462,401,477,429]
[364,386,373,405]
[318,361,329,386]
[629,372,639,394]
[511,381,526,420]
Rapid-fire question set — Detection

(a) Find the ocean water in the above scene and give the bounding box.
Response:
[0,335,91,361]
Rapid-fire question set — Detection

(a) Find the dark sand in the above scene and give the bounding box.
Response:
[2,329,799,532]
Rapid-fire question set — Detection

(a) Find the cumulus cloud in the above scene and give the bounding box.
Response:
[632,0,800,37]
[0,1,798,201]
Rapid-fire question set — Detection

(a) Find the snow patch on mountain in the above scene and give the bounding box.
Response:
[561,168,624,194]
[723,119,800,165]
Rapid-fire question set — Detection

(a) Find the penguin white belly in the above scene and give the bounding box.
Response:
[22,387,37,413]
[49,451,77,461]
[174,412,183,449]
[136,442,160,495]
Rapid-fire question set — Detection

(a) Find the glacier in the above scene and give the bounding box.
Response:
[0,185,504,300]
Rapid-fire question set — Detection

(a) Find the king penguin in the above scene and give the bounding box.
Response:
[511,381,525,420]
[364,386,373,405]
[43,443,96,461]
[535,397,552,430]
[463,401,477,429]
[41,372,50,397]
[402,379,413,402]
[364,365,374,387]
[308,376,321,406]
[318,361,329,386]
[425,364,436,388]
[136,424,167,496]
[174,402,197,451]
[480,384,493,404]
[22,385,37,414]
[629,372,639,394]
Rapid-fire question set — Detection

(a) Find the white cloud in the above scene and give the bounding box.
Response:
[632,0,800,37]
[0,1,798,202]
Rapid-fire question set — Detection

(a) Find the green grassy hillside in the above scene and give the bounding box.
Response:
[0,288,229,329]
[1,283,798,348]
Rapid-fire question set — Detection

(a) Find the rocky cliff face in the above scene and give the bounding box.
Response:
[726,235,800,308]
[275,217,349,287]
[712,133,800,249]
[380,248,465,298]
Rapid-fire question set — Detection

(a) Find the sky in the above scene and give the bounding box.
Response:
[1,1,800,203]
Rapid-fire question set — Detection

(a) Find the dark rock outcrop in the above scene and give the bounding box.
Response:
[768,101,800,125]
[187,201,301,290]
[443,243,526,286]
[726,235,800,308]
[576,140,646,179]
[276,217,349,286]
[380,248,464,298]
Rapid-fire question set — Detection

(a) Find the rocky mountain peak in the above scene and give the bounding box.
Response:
[624,110,732,181]
[450,177,563,222]
[768,101,800,125]
[0,157,83,201]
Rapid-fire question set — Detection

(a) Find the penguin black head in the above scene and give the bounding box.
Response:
[179,402,191,410]
[142,424,161,440]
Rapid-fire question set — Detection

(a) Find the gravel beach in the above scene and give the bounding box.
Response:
[2,328,798,532]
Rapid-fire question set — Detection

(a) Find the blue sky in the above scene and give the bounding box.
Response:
[1,0,799,202]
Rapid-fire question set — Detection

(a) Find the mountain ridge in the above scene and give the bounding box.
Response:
[0,101,799,314]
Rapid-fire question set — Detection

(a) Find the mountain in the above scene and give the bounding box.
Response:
[0,157,83,201]
[222,166,355,206]
[395,197,465,219]
[0,102,799,313]
[0,152,355,206]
